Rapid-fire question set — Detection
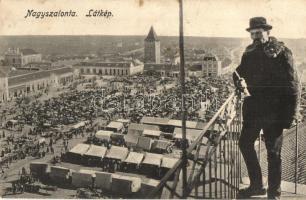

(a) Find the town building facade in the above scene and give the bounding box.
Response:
[0,66,75,102]
[75,60,143,76]
[4,48,42,68]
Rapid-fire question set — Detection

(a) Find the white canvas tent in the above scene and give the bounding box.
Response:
[137,136,153,151]
[68,143,90,156]
[106,121,124,132]
[142,129,161,138]
[173,128,202,142]
[105,146,129,161]
[116,119,130,124]
[95,171,112,190]
[123,152,144,165]
[73,121,86,129]
[161,156,179,169]
[142,153,163,167]
[67,143,90,162]
[111,174,141,194]
[95,130,113,141]
[29,162,48,176]
[50,166,72,183]
[124,134,139,148]
[83,145,107,159]
[72,169,96,188]
[140,179,160,196]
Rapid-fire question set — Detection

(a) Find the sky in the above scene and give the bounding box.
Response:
[0,0,305,38]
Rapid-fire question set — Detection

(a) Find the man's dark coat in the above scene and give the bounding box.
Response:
[233,37,301,128]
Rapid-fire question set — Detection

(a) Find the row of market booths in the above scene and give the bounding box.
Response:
[124,122,212,153]
[29,162,162,198]
[90,128,174,153]
[64,143,179,178]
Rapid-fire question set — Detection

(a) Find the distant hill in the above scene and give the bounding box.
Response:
[0,35,243,56]
[0,35,305,63]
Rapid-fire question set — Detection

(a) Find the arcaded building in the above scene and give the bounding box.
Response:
[0,67,75,102]
[75,60,144,76]
[144,26,160,64]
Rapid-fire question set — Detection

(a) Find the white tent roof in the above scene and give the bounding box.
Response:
[73,121,86,129]
[168,119,198,129]
[84,145,107,158]
[173,128,202,141]
[79,169,97,177]
[142,129,161,137]
[95,130,113,140]
[161,156,179,169]
[107,121,124,130]
[142,179,160,187]
[124,152,144,165]
[106,146,129,161]
[116,119,130,123]
[69,143,90,155]
[142,153,163,167]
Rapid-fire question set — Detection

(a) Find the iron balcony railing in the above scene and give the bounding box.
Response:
[146,92,242,198]
[147,92,302,199]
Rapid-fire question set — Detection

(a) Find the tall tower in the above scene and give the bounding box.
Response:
[144,26,160,64]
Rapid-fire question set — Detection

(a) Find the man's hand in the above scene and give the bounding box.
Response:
[235,78,251,97]
[236,78,247,92]
[286,113,302,129]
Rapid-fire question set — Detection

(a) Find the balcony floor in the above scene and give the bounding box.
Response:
[240,177,306,199]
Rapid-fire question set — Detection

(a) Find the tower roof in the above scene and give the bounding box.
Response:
[145,26,159,42]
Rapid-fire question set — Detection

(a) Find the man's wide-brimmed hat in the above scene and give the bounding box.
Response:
[246,17,272,32]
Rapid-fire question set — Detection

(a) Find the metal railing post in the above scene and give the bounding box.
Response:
[295,120,299,194]
[178,0,187,198]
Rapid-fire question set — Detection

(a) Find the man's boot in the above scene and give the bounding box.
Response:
[237,185,267,198]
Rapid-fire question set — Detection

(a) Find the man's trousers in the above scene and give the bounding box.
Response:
[239,123,283,196]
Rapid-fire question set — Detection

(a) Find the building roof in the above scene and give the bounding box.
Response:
[203,53,220,61]
[20,48,39,55]
[144,63,181,72]
[75,61,132,68]
[8,67,74,86]
[145,26,159,42]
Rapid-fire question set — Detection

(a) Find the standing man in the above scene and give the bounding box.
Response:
[233,17,301,199]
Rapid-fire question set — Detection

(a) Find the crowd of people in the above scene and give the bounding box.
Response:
[0,73,233,180]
